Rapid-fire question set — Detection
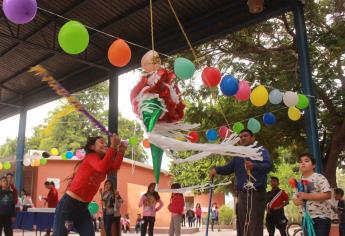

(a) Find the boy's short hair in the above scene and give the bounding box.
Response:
[239,129,254,136]
[44,181,50,186]
[50,181,55,187]
[270,176,279,183]
[298,153,316,165]
[334,188,344,197]
[6,173,13,177]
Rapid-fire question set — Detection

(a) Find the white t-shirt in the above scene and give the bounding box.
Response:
[302,173,332,219]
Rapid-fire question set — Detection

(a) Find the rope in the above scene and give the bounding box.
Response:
[36,6,172,59]
[167,0,198,61]
[149,0,155,53]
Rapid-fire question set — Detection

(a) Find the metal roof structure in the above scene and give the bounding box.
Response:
[0,0,298,121]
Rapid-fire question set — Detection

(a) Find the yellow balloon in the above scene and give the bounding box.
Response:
[0,162,3,170]
[250,85,268,107]
[288,107,301,121]
[50,148,59,156]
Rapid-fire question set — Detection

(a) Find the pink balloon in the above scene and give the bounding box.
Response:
[141,50,161,73]
[218,126,231,139]
[76,148,86,160]
[235,80,251,101]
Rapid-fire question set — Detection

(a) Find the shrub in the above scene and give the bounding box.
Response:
[219,205,234,225]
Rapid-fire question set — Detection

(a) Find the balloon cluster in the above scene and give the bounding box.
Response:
[202,70,309,122]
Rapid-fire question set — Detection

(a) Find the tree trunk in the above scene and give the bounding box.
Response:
[324,119,345,187]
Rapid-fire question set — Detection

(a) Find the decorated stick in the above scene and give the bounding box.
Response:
[288,177,298,195]
[205,177,214,236]
[29,65,112,136]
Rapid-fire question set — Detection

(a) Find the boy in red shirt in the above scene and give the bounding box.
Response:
[43,181,59,208]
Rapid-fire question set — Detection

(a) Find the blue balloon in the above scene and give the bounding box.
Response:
[269,89,283,104]
[263,112,276,125]
[206,129,218,141]
[66,151,74,159]
[220,75,239,96]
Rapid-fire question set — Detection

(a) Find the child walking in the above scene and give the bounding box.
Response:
[292,153,332,236]
[168,183,185,236]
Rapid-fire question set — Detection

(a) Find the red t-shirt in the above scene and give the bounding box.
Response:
[46,187,59,208]
[68,148,123,202]
[168,194,185,215]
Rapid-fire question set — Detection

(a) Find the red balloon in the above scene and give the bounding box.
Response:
[187,131,199,143]
[108,39,131,67]
[218,126,231,139]
[143,139,150,148]
[201,67,221,88]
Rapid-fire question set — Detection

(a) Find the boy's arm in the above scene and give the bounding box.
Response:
[297,191,331,201]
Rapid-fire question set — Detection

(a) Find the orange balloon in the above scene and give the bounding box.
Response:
[108,39,131,67]
[143,139,150,148]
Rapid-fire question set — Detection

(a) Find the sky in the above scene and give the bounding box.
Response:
[0,69,172,170]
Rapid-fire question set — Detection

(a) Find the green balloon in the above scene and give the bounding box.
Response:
[61,153,67,160]
[174,57,195,80]
[128,137,139,146]
[58,20,89,55]
[247,118,261,134]
[40,159,47,165]
[3,161,11,170]
[233,122,244,134]
[88,202,99,215]
[296,94,309,110]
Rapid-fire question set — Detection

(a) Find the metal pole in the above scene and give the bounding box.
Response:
[108,71,119,189]
[205,178,214,236]
[293,2,322,173]
[15,108,27,192]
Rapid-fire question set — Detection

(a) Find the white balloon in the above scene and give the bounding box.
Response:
[283,91,298,107]
[23,158,31,167]
[269,89,283,104]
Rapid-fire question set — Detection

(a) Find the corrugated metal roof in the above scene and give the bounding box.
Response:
[0,0,296,120]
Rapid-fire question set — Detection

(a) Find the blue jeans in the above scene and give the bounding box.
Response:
[303,217,330,236]
[52,194,94,236]
[340,223,345,236]
[103,213,114,236]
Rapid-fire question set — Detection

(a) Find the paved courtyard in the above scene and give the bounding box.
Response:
[13,228,280,236]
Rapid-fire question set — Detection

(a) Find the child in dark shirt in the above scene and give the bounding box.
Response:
[0,176,16,236]
[334,188,345,236]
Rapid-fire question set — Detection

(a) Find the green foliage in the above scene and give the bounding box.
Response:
[219,205,234,225]
[0,138,17,158]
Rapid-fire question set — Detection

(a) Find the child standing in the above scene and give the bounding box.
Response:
[100,180,115,236]
[0,176,15,236]
[334,188,345,236]
[139,183,163,236]
[292,153,332,236]
[211,203,220,232]
[135,213,143,233]
[195,203,202,228]
[168,183,185,236]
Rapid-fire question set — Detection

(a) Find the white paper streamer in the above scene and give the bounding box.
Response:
[158,181,232,193]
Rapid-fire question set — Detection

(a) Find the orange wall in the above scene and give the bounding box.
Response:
[26,158,224,227]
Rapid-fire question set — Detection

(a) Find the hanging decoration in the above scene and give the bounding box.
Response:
[30,65,112,136]
[250,85,269,107]
[263,112,276,125]
[75,148,86,160]
[283,91,299,107]
[173,57,195,80]
[141,50,161,73]
[288,107,301,121]
[108,39,132,67]
[269,89,283,104]
[206,129,218,141]
[142,139,151,148]
[235,80,251,101]
[58,20,89,55]
[220,75,239,96]
[218,126,231,139]
[3,161,11,170]
[247,118,261,134]
[201,67,221,88]
[2,0,37,24]
[296,94,309,110]
[232,122,245,134]
[50,148,59,156]
[187,131,199,143]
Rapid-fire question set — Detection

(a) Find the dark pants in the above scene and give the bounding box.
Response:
[114,216,121,236]
[103,213,114,236]
[211,218,218,231]
[141,216,155,236]
[340,223,345,236]
[0,215,13,236]
[303,217,330,236]
[236,189,266,236]
[181,214,185,227]
[187,217,193,227]
[265,212,287,236]
[196,216,201,227]
[52,194,94,236]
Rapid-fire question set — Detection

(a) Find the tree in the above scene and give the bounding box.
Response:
[2,81,147,162]
[0,138,17,159]
[170,0,344,187]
